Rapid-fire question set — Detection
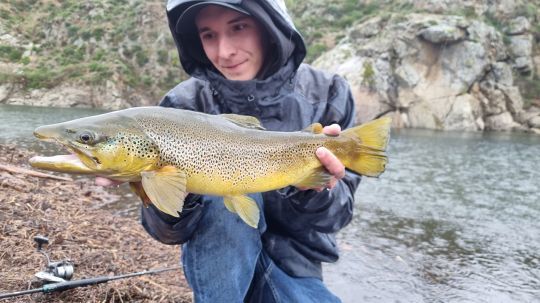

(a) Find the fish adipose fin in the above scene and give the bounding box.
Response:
[293,168,333,188]
[224,195,260,228]
[220,114,266,130]
[342,117,391,177]
[301,123,323,134]
[141,166,187,217]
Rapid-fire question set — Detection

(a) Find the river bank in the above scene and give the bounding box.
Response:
[0,144,192,302]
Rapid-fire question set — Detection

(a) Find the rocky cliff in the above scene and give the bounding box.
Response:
[309,0,540,133]
[1,0,539,133]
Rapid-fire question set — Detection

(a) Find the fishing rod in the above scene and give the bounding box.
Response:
[0,267,181,300]
[0,236,181,300]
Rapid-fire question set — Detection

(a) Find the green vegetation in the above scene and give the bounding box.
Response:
[362,61,376,89]
[0,45,24,62]
[0,0,184,100]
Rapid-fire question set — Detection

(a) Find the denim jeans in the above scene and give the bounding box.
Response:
[181,194,341,303]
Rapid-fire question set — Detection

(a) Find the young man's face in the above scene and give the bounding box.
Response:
[195,5,266,81]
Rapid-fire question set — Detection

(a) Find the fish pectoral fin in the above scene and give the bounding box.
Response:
[220,114,265,130]
[129,182,151,207]
[141,166,187,218]
[293,168,333,188]
[301,123,323,134]
[224,195,260,228]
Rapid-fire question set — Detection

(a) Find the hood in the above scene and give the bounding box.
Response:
[166,0,306,80]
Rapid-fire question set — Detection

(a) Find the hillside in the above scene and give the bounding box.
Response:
[0,0,184,108]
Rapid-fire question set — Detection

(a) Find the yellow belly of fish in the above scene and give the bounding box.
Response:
[185,168,311,196]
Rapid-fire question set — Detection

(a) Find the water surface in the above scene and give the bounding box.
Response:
[324,129,540,302]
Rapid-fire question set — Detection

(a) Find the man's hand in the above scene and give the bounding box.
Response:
[297,124,346,192]
[95,176,124,187]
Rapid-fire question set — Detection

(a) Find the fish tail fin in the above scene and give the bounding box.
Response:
[341,117,391,177]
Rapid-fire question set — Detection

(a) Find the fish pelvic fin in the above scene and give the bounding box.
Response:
[293,167,333,188]
[341,117,391,177]
[141,166,187,217]
[224,195,260,228]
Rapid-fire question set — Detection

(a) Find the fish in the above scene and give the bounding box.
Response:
[29,106,391,228]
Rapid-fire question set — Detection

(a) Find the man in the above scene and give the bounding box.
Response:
[99,0,360,301]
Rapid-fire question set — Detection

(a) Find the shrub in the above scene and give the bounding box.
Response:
[0,45,24,62]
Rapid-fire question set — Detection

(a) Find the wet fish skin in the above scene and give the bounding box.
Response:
[30,107,391,228]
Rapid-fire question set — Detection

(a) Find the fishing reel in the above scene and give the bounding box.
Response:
[33,235,74,283]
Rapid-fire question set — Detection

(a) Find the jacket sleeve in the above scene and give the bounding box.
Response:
[276,75,361,233]
[140,83,208,245]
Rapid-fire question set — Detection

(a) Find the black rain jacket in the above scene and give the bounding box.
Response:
[141,0,361,279]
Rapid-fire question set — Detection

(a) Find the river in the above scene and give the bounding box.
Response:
[1,104,539,302]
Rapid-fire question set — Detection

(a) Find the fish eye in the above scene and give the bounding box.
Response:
[78,132,94,144]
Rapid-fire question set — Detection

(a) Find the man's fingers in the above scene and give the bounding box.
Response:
[316,147,345,179]
[322,124,341,136]
[96,176,123,187]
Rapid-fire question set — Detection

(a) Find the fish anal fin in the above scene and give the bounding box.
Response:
[223,195,260,228]
[224,198,236,213]
[141,165,187,217]
[220,114,265,130]
[293,168,333,188]
[129,182,151,207]
[301,123,324,134]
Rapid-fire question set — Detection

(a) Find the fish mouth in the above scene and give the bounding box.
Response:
[30,133,98,174]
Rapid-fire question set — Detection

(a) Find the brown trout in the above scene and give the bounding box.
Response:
[30,107,391,228]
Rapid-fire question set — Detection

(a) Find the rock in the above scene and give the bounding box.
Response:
[509,35,533,58]
[499,85,524,115]
[484,112,519,131]
[528,116,540,128]
[466,20,507,61]
[350,86,393,124]
[514,56,533,73]
[479,81,507,115]
[395,62,421,88]
[418,24,465,44]
[505,16,530,35]
[349,16,384,40]
[0,84,14,102]
[487,62,513,86]
[314,11,535,133]
[444,94,481,131]
[441,41,489,94]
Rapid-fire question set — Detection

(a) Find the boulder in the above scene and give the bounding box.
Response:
[418,24,466,44]
[484,112,519,131]
[505,16,530,35]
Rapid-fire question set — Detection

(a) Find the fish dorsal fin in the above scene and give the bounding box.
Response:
[141,166,187,217]
[220,114,265,130]
[223,195,260,228]
[302,123,324,134]
[293,167,333,188]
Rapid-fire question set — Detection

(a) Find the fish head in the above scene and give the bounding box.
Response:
[30,113,160,181]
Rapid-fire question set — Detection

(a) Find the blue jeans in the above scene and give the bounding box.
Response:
[181,194,341,303]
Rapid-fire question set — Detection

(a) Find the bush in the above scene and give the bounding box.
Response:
[0,45,24,62]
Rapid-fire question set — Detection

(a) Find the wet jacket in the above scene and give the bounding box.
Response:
[141,0,361,279]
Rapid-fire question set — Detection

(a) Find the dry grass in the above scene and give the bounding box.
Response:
[0,144,192,302]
